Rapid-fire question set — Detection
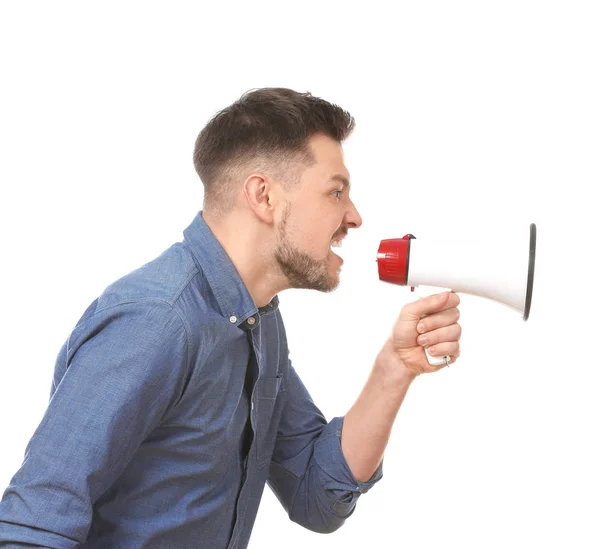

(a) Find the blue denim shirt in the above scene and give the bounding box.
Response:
[0,210,383,549]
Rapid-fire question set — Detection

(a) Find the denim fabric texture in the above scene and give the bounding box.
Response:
[0,210,383,549]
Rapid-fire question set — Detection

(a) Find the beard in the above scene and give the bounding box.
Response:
[273,202,340,293]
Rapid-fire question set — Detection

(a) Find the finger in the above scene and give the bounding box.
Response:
[404,291,460,322]
[416,307,460,334]
[417,323,462,347]
[427,341,461,360]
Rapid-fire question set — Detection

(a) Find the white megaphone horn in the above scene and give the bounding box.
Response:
[376,223,537,366]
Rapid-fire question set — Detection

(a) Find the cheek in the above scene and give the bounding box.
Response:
[299,228,329,256]
[289,199,337,250]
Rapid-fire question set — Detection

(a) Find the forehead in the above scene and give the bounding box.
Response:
[306,134,350,183]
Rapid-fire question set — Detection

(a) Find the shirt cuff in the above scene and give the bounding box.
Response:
[312,416,384,517]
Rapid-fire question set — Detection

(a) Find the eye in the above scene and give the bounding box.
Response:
[332,189,343,200]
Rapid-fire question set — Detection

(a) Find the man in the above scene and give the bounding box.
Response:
[0,87,461,548]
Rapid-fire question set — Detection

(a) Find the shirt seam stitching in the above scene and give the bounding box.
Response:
[92,297,193,393]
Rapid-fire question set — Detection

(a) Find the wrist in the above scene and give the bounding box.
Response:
[374,342,418,390]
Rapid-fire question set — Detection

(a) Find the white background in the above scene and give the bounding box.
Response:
[1,1,598,548]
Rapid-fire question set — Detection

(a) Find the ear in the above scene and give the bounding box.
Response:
[242,173,279,224]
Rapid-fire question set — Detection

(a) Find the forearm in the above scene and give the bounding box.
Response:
[269,361,386,535]
[341,353,417,482]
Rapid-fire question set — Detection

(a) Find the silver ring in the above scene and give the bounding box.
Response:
[444,355,450,367]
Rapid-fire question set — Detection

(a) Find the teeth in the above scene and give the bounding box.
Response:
[331,240,342,248]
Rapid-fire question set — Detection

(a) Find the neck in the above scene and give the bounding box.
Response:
[201,210,287,308]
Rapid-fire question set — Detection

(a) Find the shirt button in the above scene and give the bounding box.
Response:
[247,317,256,325]
[229,316,237,323]
[251,401,254,410]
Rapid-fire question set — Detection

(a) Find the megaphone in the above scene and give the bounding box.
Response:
[376,223,537,366]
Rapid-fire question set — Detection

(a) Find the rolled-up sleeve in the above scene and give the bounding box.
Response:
[0,299,190,548]
[267,360,383,534]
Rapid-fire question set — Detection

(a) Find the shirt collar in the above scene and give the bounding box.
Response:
[182,210,279,329]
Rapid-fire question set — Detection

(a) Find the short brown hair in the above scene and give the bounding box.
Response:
[193,87,355,216]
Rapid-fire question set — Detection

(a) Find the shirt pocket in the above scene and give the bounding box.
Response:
[254,374,283,468]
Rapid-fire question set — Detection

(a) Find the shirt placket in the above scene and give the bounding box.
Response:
[226,325,262,549]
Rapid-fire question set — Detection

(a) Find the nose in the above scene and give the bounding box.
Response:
[345,199,363,230]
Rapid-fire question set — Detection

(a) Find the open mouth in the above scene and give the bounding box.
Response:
[330,239,344,262]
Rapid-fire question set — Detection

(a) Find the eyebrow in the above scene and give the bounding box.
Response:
[328,174,351,189]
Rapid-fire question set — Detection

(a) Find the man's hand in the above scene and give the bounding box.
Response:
[377,291,462,378]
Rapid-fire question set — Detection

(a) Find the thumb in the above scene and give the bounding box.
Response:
[403,291,450,321]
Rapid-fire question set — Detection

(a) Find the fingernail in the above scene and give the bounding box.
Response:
[417,335,427,345]
[428,346,435,355]
[417,322,425,332]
